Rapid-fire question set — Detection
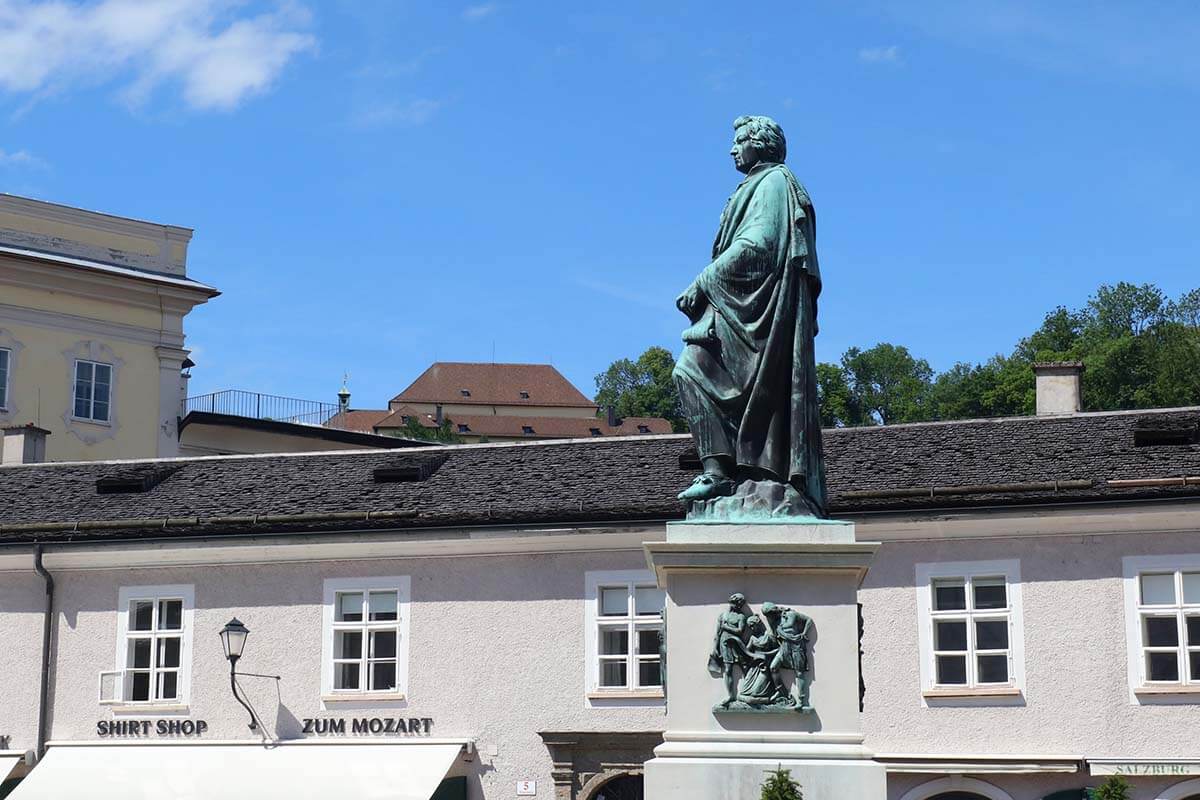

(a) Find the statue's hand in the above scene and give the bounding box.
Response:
[676,281,705,318]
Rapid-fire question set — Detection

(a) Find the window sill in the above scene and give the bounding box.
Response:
[587,690,665,700]
[69,416,112,427]
[321,693,406,703]
[1134,684,1200,696]
[105,703,190,714]
[922,687,1022,699]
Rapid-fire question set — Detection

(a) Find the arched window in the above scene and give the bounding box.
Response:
[1157,779,1200,800]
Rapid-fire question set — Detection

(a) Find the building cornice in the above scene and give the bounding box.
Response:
[0,301,185,348]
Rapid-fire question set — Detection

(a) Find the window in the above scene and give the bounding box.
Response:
[108,585,194,706]
[589,428,602,436]
[519,391,530,399]
[522,425,535,435]
[0,347,9,409]
[637,425,651,434]
[584,570,664,698]
[916,560,1024,697]
[457,423,470,433]
[322,577,410,700]
[1124,557,1200,687]
[459,389,471,397]
[73,359,112,422]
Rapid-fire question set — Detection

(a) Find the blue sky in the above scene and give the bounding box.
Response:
[3,1,1199,410]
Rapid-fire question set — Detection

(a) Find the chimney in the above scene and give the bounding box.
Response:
[1033,361,1084,416]
[2,424,51,465]
[605,405,619,427]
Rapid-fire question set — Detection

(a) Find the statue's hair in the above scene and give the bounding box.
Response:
[729,592,746,605]
[733,115,786,163]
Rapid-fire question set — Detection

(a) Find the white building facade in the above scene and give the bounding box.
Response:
[1,405,1199,799]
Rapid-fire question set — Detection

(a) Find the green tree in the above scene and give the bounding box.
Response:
[388,415,463,443]
[1093,775,1130,800]
[759,765,803,800]
[816,362,854,427]
[841,343,934,425]
[594,346,687,431]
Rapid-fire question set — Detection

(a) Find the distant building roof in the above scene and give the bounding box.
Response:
[180,411,424,449]
[4,406,1200,543]
[392,362,596,408]
[373,409,672,439]
[323,409,393,433]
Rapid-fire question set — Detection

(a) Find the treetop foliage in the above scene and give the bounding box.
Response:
[596,283,1200,431]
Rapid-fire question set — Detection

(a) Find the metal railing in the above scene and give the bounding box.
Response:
[185,390,341,427]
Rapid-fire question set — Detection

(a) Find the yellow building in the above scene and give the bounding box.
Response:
[0,194,218,462]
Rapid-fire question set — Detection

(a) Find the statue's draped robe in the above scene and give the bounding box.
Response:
[673,161,826,515]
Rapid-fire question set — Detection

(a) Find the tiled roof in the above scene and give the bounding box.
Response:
[392,362,596,408]
[374,411,673,439]
[323,409,393,433]
[2,408,1200,543]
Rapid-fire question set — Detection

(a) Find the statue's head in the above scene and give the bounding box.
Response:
[746,614,764,633]
[730,115,786,173]
[728,592,746,609]
[761,601,778,617]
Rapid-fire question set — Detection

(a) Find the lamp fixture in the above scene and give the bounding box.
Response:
[219,618,257,730]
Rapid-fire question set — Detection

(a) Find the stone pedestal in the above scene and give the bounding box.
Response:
[643,520,886,799]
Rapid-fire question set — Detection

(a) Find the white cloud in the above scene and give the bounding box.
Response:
[858,45,902,64]
[0,0,315,111]
[350,98,443,129]
[461,4,497,22]
[0,147,47,168]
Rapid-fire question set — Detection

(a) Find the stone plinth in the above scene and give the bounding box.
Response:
[643,520,886,799]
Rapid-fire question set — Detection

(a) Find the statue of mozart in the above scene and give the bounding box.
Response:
[673,115,827,518]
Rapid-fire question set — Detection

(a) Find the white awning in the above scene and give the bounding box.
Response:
[9,740,465,800]
[876,753,1083,774]
[0,754,22,781]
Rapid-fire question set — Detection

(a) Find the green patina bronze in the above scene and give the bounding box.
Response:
[707,593,813,713]
[674,115,827,520]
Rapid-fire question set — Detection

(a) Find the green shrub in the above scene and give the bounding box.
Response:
[760,765,803,800]
[1094,775,1131,800]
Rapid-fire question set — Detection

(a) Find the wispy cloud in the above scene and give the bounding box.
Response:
[0,147,47,168]
[574,276,666,311]
[874,1,1200,89]
[858,45,902,65]
[350,98,443,129]
[0,0,315,112]
[461,3,497,22]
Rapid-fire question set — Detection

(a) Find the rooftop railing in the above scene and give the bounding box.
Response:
[184,390,341,428]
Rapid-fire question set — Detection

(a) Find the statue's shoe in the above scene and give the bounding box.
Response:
[677,473,736,501]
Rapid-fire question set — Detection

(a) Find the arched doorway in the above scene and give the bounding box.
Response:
[899,777,1015,800]
[589,773,643,800]
[1157,779,1200,800]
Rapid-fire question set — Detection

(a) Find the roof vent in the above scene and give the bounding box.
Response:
[372,454,448,483]
[678,448,702,471]
[519,391,530,399]
[1134,427,1200,448]
[460,389,471,397]
[96,465,181,494]
[637,425,651,434]
[522,425,535,435]
[589,427,602,436]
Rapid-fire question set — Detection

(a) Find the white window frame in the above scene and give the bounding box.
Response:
[107,584,195,708]
[72,358,113,424]
[916,559,1025,699]
[0,346,10,410]
[321,576,410,702]
[1123,554,1200,701]
[583,569,664,702]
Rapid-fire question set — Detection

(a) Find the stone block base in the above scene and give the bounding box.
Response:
[644,755,886,799]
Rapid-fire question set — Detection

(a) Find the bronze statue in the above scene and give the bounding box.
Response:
[763,601,813,710]
[674,115,826,519]
[708,593,748,708]
[708,594,813,713]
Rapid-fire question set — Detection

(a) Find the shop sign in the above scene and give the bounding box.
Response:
[1090,761,1200,776]
[302,717,433,735]
[96,720,208,737]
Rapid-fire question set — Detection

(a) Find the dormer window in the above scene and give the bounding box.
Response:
[460,389,471,397]
[457,424,470,433]
[522,426,535,435]
[590,428,602,436]
[400,416,410,424]
[637,425,651,434]
[519,391,530,399]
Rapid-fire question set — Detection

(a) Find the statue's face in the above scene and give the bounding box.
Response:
[730,128,760,174]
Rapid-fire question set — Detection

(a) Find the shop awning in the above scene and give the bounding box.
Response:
[9,740,467,800]
[0,753,23,781]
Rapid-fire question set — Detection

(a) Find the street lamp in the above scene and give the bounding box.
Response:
[219,618,257,730]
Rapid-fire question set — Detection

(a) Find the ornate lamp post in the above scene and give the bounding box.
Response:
[219,618,257,730]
